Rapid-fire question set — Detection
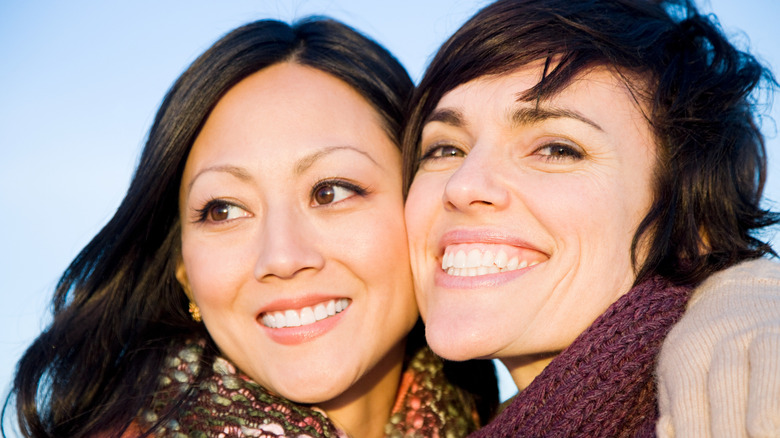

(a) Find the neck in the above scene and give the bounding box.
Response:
[318,340,406,438]
[502,351,559,391]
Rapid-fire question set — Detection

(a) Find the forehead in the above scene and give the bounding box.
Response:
[431,64,651,132]
[190,63,394,161]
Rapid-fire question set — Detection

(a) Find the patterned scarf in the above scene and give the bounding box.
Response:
[471,276,692,438]
[139,340,480,437]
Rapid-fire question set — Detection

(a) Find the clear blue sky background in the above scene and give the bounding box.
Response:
[1,1,778,430]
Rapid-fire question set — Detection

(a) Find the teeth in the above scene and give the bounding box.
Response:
[441,247,541,277]
[466,249,481,268]
[314,304,327,320]
[261,298,350,329]
[285,310,300,327]
[495,250,508,268]
[454,250,467,268]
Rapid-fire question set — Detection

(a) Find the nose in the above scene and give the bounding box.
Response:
[443,148,510,212]
[254,206,325,281]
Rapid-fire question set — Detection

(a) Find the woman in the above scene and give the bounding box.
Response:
[403,0,778,435]
[5,18,495,438]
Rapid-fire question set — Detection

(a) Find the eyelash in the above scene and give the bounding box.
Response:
[418,143,466,163]
[535,142,585,162]
[310,179,369,206]
[194,198,248,224]
[419,141,584,164]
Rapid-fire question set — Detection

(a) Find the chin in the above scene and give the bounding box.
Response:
[272,378,346,405]
[424,321,495,362]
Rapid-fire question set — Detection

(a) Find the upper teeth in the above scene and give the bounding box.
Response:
[441,248,538,277]
[261,298,350,329]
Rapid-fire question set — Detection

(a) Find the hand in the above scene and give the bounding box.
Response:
[656,258,780,438]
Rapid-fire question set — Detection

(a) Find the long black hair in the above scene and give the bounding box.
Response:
[403,0,777,286]
[4,17,416,438]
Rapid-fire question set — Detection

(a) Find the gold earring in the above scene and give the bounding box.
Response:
[188,301,202,322]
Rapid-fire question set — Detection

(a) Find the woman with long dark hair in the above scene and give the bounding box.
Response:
[4,17,496,438]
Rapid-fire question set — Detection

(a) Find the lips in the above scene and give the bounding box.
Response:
[260,298,351,328]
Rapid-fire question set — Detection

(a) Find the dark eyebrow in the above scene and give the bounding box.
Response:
[511,106,603,132]
[295,145,380,175]
[424,108,465,128]
[188,165,253,192]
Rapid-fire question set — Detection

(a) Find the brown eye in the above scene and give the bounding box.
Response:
[313,185,336,205]
[208,203,231,221]
[310,180,365,207]
[196,200,250,223]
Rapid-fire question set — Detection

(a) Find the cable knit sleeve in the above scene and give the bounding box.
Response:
[656,258,780,438]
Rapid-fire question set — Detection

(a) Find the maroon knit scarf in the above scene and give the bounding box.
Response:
[471,276,692,438]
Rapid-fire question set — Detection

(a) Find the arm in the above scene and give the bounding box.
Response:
[656,258,780,438]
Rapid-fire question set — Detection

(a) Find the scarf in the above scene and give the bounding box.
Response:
[471,276,692,438]
[139,339,480,437]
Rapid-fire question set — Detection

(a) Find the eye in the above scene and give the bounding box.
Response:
[195,200,251,223]
[310,180,367,207]
[535,142,584,162]
[420,144,466,162]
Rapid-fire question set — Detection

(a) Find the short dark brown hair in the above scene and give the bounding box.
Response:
[403,0,777,286]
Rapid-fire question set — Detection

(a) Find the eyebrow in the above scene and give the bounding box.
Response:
[423,105,603,132]
[187,164,253,192]
[424,108,466,127]
[294,145,380,175]
[510,106,603,132]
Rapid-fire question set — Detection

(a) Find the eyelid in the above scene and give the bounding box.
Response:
[532,138,586,161]
[310,178,368,207]
[192,198,251,224]
[419,141,467,161]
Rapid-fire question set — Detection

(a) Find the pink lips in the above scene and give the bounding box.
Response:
[261,310,347,345]
[257,295,350,346]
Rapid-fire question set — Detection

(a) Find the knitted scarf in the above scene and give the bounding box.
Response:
[471,276,692,438]
[139,339,480,437]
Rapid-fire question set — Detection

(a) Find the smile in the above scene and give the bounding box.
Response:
[441,244,542,277]
[260,298,350,328]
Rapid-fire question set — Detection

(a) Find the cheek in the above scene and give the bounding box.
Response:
[404,176,440,252]
[181,233,247,305]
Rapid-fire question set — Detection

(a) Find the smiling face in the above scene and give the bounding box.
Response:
[177,63,417,409]
[405,63,657,387]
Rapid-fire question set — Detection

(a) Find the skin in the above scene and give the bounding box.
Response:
[405,63,658,389]
[176,62,418,437]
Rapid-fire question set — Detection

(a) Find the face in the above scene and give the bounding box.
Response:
[178,62,417,405]
[405,63,657,384]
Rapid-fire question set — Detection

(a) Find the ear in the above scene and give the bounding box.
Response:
[176,259,194,301]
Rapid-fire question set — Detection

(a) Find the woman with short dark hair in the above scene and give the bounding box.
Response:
[403,0,779,435]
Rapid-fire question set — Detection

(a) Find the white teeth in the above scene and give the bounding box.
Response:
[495,250,508,268]
[314,304,328,320]
[261,298,350,328]
[441,246,541,277]
[454,250,467,268]
[285,310,301,327]
[466,249,481,268]
[481,250,494,266]
[273,311,286,327]
[300,307,315,325]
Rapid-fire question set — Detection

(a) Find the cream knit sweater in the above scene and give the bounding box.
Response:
[656,258,780,437]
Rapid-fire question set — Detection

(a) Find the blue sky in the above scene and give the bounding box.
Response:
[1,0,778,427]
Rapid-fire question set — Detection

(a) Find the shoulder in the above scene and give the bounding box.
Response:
[688,257,780,308]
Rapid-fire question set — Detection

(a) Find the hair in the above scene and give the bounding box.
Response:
[403,0,778,286]
[4,17,420,438]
